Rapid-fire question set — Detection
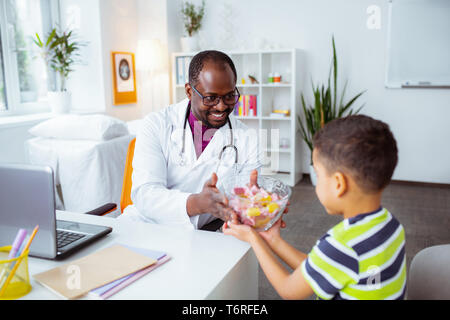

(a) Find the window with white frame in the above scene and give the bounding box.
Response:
[0,37,6,111]
[0,0,58,116]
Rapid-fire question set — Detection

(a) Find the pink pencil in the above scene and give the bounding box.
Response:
[101,255,171,299]
[0,225,38,296]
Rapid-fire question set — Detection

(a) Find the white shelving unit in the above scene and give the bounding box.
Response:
[171,49,303,187]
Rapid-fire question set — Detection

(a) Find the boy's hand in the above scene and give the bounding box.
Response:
[258,218,285,245]
[259,199,289,245]
[223,213,257,243]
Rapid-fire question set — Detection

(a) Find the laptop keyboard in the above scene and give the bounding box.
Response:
[57,230,86,249]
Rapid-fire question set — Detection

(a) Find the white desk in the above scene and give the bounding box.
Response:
[23,211,258,300]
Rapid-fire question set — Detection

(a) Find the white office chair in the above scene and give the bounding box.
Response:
[407,244,450,300]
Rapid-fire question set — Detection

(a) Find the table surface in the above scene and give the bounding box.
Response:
[23,211,256,300]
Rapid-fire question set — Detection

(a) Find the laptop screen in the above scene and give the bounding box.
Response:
[0,164,57,259]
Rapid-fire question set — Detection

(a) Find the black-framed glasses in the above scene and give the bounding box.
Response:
[190,84,240,107]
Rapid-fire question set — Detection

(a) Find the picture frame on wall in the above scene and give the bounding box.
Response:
[111,52,137,105]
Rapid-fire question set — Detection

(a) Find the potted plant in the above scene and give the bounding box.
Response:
[34,28,83,114]
[180,0,205,52]
[297,36,366,185]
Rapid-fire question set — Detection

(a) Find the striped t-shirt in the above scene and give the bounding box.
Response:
[301,207,406,300]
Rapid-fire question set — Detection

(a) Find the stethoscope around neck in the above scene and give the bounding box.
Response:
[178,105,238,172]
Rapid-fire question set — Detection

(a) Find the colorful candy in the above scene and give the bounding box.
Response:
[246,207,261,217]
[228,184,287,229]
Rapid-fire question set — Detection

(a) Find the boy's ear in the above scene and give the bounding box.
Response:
[334,171,348,197]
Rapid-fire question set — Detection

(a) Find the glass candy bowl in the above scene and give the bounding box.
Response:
[220,174,292,231]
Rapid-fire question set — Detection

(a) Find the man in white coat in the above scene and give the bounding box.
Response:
[121,50,261,230]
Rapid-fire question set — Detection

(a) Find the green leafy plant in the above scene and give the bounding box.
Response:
[181,0,205,37]
[297,35,366,163]
[34,28,83,91]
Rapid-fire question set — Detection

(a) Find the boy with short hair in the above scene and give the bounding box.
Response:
[224,115,406,300]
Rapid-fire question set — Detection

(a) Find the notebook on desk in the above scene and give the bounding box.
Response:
[33,244,157,299]
[89,245,171,299]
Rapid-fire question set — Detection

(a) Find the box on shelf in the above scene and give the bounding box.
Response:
[272,109,290,116]
[270,113,288,118]
[269,109,290,118]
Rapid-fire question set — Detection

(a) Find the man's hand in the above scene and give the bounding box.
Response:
[249,169,259,187]
[186,172,233,221]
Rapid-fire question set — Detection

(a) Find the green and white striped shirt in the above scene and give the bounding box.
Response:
[301,207,406,300]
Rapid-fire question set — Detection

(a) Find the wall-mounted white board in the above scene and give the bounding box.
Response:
[386,0,450,88]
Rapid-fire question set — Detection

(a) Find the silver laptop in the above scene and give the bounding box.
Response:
[0,163,112,259]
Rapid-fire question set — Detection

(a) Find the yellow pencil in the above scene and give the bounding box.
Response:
[0,225,39,296]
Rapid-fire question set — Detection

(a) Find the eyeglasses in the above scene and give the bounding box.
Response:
[190,84,240,107]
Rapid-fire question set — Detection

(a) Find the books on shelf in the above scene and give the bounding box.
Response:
[234,95,257,117]
[176,56,192,85]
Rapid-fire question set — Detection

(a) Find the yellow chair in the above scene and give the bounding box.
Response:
[119,137,136,213]
[85,138,136,216]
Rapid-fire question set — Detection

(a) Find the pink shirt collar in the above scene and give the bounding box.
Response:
[187,104,217,158]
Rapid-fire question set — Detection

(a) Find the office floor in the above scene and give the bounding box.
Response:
[258,175,450,300]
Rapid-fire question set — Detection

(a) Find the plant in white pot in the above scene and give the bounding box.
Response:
[297,36,366,186]
[180,0,205,52]
[34,28,83,114]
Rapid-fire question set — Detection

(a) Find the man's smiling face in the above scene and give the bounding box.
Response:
[187,60,237,129]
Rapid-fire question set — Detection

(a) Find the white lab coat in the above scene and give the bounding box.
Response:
[121,99,261,229]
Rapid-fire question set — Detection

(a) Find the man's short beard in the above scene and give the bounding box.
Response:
[205,119,228,129]
[203,109,232,128]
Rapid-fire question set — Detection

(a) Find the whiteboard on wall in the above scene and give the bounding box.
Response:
[386,0,450,88]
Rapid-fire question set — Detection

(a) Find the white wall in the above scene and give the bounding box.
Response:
[60,0,106,114]
[58,0,143,120]
[97,0,172,119]
[61,0,164,120]
[60,0,173,119]
[136,0,171,116]
[166,0,450,184]
[61,0,165,121]
[99,0,142,121]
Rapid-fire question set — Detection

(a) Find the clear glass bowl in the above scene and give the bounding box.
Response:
[220,173,292,231]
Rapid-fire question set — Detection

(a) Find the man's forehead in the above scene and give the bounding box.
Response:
[199,69,215,84]
[197,63,235,94]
